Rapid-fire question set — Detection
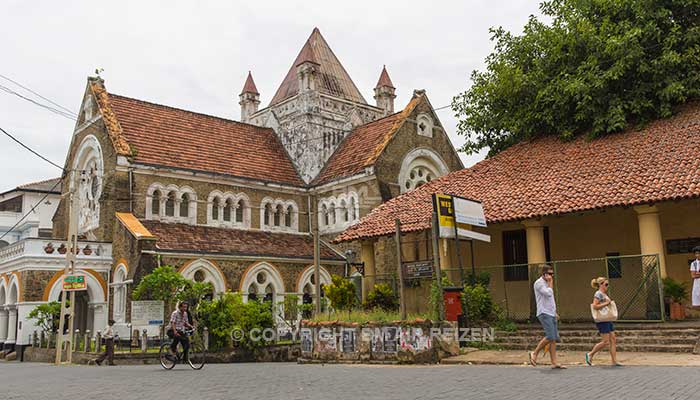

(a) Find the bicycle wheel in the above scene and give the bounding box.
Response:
[187,337,206,370]
[159,343,176,370]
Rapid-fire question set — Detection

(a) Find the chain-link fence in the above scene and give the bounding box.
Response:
[441,254,663,322]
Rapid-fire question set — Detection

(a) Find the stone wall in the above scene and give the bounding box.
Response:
[299,320,459,364]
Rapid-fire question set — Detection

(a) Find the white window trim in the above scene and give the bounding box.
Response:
[260,197,299,232]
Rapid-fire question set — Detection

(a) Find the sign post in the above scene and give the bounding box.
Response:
[130,300,165,327]
[394,219,407,320]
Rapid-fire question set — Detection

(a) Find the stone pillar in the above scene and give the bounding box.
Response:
[90,303,107,334]
[634,205,668,278]
[361,240,376,302]
[6,307,17,344]
[0,308,8,343]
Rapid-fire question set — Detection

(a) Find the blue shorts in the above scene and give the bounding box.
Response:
[537,314,560,342]
[596,322,614,334]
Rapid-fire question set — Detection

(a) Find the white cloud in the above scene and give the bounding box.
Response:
[0,0,542,190]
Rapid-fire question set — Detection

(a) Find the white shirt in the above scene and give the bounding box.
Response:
[534,276,556,317]
[102,325,114,339]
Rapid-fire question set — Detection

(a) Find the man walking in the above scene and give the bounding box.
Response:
[94,319,116,366]
[529,265,566,369]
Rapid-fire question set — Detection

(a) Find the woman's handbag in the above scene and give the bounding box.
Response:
[591,300,618,322]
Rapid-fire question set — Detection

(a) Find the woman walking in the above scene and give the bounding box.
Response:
[585,277,622,366]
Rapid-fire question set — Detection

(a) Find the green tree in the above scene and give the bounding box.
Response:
[132,265,212,315]
[234,299,276,351]
[453,0,700,156]
[197,292,243,350]
[323,275,357,313]
[28,301,62,333]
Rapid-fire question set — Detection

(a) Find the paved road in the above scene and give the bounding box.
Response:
[1,362,698,400]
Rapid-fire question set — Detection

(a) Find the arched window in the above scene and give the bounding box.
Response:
[180,193,190,217]
[264,203,272,226]
[212,197,220,220]
[113,265,128,323]
[235,199,244,223]
[322,204,329,227]
[165,192,176,217]
[340,199,348,222]
[151,190,161,216]
[349,197,357,221]
[274,204,283,226]
[329,203,336,225]
[223,199,233,222]
[285,205,293,227]
[398,148,449,193]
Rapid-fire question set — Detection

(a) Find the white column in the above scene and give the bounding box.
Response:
[91,303,107,335]
[0,308,8,342]
[634,205,668,278]
[5,307,17,344]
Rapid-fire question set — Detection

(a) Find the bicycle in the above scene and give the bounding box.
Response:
[159,328,206,370]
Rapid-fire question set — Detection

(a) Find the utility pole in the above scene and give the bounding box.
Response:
[395,219,407,320]
[431,212,444,321]
[312,196,321,315]
[55,171,81,365]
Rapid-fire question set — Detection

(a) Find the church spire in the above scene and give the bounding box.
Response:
[374,65,396,115]
[239,71,260,123]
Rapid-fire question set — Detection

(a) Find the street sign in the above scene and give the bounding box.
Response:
[432,193,491,242]
[62,274,87,291]
[131,300,164,326]
[402,260,434,279]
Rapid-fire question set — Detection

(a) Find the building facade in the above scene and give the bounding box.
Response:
[0,27,463,353]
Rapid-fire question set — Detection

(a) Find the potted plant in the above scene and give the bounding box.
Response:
[662,278,688,320]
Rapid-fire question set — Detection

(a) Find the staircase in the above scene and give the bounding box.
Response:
[494,324,699,353]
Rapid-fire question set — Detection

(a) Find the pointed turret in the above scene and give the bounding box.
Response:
[296,40,320,93]
[239,71,260,123]
[374,65,396,115]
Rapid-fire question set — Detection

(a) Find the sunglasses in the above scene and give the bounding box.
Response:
[602,282,609,286]
[544,272,554,276]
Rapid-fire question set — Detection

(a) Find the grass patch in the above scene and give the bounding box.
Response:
[307,309,431,324]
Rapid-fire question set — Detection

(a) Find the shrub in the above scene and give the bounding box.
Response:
[463,283,501,323]
[323,275,357,313]
[235,299,276,351]
[364,284,398,311]
[465,271,491,287]
[196,292,243,350]
[663,277,688,303]
[428,273,454,321]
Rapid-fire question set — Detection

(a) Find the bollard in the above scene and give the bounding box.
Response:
[141,329,148,353]
[40,331,45,348]
[73,329,80,352]
[203,327,209,351]
[84,330,91,352]
[32,331,38,347]
[96,331,102,353]
[46,332,51,349]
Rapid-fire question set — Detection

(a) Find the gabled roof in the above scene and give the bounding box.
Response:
[1,177,62,197]
[336,102,700,242]
[142,220,344,261]
[313,96,421,185]
[91,80,304,186]
[269,28,366,106]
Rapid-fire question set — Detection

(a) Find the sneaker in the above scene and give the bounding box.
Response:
[585,353,592,366]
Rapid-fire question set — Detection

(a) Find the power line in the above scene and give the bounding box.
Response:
[0,178,62,243]
[0,126,66,171]
[0,73,77,115]
[0,83,77,121]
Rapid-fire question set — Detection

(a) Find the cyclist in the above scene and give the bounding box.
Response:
[168,301,194,359]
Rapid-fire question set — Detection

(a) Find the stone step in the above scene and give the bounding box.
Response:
[492,342,695,353]
[495,336,696,345]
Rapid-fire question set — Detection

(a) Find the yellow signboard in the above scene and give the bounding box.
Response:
[432,193,491,242]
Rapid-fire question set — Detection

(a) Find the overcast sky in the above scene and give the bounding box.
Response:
[0,0,543,191]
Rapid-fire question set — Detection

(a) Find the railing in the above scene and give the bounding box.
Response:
[0,238,112,264]
[364,254,664,322]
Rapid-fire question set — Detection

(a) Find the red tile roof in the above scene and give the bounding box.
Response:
[313,96,420,185]
[240,71,259,95]
[376,65,394,89]
[336,103,700,242]
[106,93,304,186]
[142,220,344,261]
[269,28,366,106]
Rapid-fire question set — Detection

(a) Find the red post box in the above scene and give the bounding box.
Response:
[443,287,463,322]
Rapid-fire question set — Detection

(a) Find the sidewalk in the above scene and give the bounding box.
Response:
[442,348,700,367]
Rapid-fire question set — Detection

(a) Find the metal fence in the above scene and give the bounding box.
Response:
[364,254,664,322]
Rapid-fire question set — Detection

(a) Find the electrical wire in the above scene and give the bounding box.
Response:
[0,73,77,115]
[0,126,66,171]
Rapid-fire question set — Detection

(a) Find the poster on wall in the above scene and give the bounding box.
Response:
[316,329,337,352]
[399,327,431,352]
[382,327,398,353]
[300,328,313,353]
[341,329,356,353]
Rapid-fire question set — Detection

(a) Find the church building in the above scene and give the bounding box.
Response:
[0,27,463,347]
